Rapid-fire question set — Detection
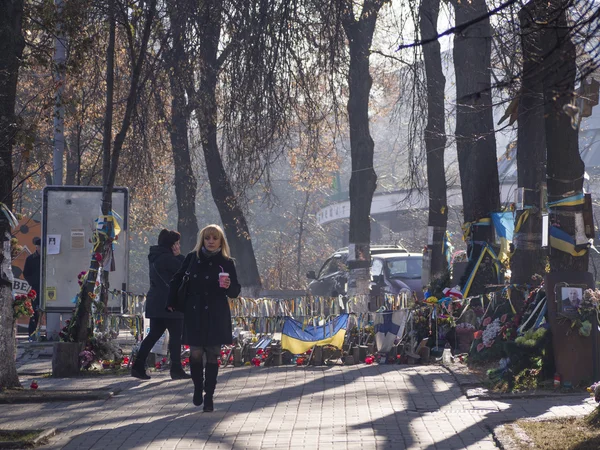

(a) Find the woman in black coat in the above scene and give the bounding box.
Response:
[131,229,190,380]
[167,224,241,412]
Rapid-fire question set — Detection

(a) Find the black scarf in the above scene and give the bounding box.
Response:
[201,246,221,258]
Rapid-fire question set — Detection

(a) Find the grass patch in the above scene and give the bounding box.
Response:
[0,430,41,442]
[515,417,600,450]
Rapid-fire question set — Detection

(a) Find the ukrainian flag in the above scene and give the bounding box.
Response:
[281,314,349,354]
[491,211,514,263]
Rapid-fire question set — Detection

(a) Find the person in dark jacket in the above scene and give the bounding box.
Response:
[167,224,241,412]
[131,229,190,380]
[23,237,41,339]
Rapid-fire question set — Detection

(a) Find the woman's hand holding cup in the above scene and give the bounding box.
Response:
[219,272,230,289]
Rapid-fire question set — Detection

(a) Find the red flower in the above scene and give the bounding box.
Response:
[217,360,222,367]
[296,358,305,366]
[220,350,225,356]
[27,289,37,299]
[155,363,161,369]
[251,357,261,367]
[30,381,38,390]
[161,357,167,363]
[474,330,483,340]
[365,356,374,365]
[306,349,312,355]
[256,349,264,355]
[94,252,103,262]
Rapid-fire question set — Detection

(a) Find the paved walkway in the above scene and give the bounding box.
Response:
[2,363,596,450]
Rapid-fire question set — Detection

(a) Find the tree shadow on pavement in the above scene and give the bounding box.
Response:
[350,368,591,449]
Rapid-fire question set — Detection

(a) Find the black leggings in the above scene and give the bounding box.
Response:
[190,345,220,365]
[136,318,184,367]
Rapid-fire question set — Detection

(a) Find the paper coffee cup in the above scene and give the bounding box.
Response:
[219,272,229,288]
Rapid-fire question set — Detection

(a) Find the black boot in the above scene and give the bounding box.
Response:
[190,360,204,406]
[131,361,150,380]
[170,366,191,380]
[203,363,218,412]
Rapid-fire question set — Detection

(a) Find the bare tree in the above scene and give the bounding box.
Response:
[165,0,198,253]
[420,0,448,281]
[543,0,589,272]
[451,0,501,296]
[338,0,386,307]
[510,0,547,307]
[68,0,158,342]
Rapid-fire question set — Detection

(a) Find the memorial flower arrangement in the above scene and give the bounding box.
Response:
[563,289,600,337]
[13,289,36,319]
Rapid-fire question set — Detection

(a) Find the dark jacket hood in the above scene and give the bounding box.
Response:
[148,245,172,263]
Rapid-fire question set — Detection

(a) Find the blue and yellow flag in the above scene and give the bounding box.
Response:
[281,314,349,354]
[491,211,514,263]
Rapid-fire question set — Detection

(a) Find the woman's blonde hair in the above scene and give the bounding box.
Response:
[193,224,231,259]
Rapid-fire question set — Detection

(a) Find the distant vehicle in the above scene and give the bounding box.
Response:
[306,245,423,305]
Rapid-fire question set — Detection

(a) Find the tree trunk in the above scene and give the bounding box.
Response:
[194,0,261,296]
[510,0,547,308]
[0,0,24,389]
[452,0,501,295]
[420,0,448,280]
[52,0,67,186]
[296,191,310,286]
[65,121,80,185]
[166,0,198,253]
[341,1,383,308]
[543,0,588,272]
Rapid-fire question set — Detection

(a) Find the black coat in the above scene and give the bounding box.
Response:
[145,246,185,319]
[167,250,241,347]
[23,252,41,308]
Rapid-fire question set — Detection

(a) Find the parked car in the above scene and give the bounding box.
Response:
[306,245,423,304]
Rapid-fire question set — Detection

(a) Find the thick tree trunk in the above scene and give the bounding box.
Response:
[166,0,198,253]
[0,0,24,389]
[195,0,261,296]
[543,0,588,272]
[452,0,501,295]
[341,1,383,308]
[420,0,448,280]
[511,0,547,308]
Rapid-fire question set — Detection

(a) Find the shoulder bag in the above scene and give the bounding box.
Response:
[175,255,196,311]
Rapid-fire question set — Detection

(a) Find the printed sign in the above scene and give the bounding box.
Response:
[46,286,57,301]
[71,229,85,249]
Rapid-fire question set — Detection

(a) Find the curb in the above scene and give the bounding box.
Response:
[491,423,531,450]
[0,389,119,404]
[0,428,56,449]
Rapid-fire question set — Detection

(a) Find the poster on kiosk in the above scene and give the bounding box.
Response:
[41,186,129,340]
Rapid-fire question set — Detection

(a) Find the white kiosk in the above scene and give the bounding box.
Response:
[41,186,129,340]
